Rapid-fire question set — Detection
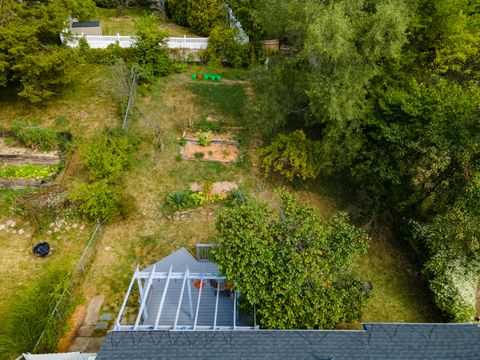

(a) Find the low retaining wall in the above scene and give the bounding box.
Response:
[0,154,61,166]
[0,176,56,190]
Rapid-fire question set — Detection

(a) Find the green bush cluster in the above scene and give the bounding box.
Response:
[94,0,116,8]
[70,180,135,223]
[79,40,135,65]
[79,130,137,181]
[11,120,60,152]
[166,0,226,36]
[261,130,322,182]
[195,131,212,146]
[72,129,138,223]
[0,164,58,179]
[426,251,478,322]
[203,23,253,68]
[166,187,222,211]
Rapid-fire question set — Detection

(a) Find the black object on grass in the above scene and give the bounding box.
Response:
[33,242,50,257]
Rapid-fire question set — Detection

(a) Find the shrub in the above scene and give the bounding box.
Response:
[94,0,116,8]
[426,251,478,322]
[188,0,226,36]
[166,190,195,210]
[179,138,187,146]
[196,131,212,146]
[166,0,190,27]
[204,23,251,68]
[226,188,247,206]
[133,15,173,83]
[166,188,222,210]
[0,164,58,179]
[261,130,321,181]
[80,42,135,65]
[194,151,205,159]
[11,120,60,152]
[70,180,135,223]
[79,131,136,181]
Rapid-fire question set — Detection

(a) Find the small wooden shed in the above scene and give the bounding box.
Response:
[71,21,102,36]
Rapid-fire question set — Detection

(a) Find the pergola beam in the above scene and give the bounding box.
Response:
[135,272,225,280]
[193,273,204,329]
[134,264,156,329]
[233,291,237,330]
[154,265,173,328]
[115,265,139,328]
[173,268,189,329]
[213,279,221,329]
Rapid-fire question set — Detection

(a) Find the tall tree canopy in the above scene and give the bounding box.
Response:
[247,0,480,321]
[213,191,371,329]
[0,0,96,102]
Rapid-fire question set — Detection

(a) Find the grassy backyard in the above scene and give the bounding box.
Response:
[96,8,200,37]
[0,65,441,357]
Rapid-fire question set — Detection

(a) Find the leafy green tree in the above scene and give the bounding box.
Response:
[133,14,172,81]
[204,23,250,68]
[261,130,321,181]
[357,79,480,211]
[166,0,191,27]
[0,0,95,102]
[213,191,370,329]
[188,0,226,36]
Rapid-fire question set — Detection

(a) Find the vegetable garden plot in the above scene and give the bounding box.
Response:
[180,133,239,163]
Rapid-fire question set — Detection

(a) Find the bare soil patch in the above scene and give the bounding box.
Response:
[190,181,238,197]
[182,141,238,162]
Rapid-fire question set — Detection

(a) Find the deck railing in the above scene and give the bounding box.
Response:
[196,243,216,262]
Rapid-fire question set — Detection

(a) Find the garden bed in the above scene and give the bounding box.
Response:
[0,138,61,166]
[180,134,239,163]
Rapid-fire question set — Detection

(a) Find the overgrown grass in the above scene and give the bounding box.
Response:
[0,64,119,139]
[189,83,246,122]
[0,264,76,359]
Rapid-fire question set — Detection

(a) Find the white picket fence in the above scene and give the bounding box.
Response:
[64,34,208,50]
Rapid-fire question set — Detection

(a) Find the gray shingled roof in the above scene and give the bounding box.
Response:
[97,323,480,359]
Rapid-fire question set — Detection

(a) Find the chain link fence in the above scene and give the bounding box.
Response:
[32,221,102,353]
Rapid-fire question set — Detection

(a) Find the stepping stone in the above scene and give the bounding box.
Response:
[100,313,113,321]
[95,322,108,330]
[77,325,95,337]
[85,295,105,326]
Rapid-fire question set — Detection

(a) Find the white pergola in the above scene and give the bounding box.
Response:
[115,265,258,331]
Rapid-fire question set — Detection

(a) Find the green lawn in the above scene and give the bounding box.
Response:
[352,232,442,323]
[96,8,200,37]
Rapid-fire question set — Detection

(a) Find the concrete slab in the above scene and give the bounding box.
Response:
[77,325,95,337]
[85,337,105,353]
[84,295,105,326]
[69,337,90,352]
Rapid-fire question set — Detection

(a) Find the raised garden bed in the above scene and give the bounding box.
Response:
[0,138,61,166]
[0,137,61,189]
[180,133,239,163]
